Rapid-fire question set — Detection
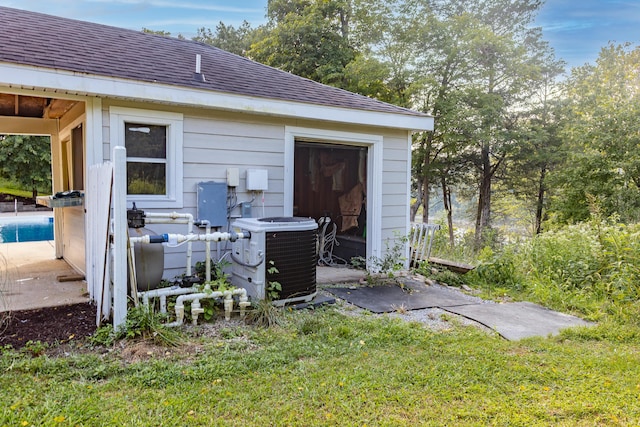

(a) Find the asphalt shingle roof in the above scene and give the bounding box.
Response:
[1,7,428,118]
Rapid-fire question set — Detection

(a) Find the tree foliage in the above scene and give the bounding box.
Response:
[193,21,258,56]
[249,0,356,86]
[0,135,52,199]
[551,43,640,224]
[193,0,640,242]
[387,0,559,245]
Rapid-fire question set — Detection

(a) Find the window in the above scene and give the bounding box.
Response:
[125,123,167,195]
[110,107,183,208]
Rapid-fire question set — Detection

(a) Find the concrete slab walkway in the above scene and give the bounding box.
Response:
[0,241,88,312]
[325,276,594,340]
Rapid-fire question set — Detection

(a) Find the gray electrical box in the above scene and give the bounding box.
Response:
[197,181,228,228]
[241,202,252,218]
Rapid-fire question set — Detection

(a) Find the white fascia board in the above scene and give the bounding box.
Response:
[0,62,434,132]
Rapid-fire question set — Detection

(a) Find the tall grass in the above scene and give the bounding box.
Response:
[443,218,640,324]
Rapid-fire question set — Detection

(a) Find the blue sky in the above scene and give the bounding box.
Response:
[1,0,639,71]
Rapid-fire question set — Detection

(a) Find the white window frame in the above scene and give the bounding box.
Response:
[109,107,183,209]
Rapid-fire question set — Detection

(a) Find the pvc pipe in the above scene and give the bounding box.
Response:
[129,231,250,245]
[167,291,220,327]
[165,287,250,327]
[139,285,199,313]
[143,212,194,275]
[206,223,211,282]
[145,212,194,221]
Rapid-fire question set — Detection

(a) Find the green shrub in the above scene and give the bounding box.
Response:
[466,246,521,292]
[429,222,479,264]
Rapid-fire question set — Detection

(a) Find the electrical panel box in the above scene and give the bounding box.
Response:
[241,202,252,218]
[246,169,268,191]
[226,168,239,187]
[197,181,228,228]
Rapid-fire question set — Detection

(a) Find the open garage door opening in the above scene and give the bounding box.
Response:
[294,141,367,265]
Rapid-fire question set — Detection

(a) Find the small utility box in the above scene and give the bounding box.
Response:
[246,169,268,191]
[197,181,227,228]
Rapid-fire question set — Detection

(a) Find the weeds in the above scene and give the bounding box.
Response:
[392,304,408,314]
[91,306,183,347]
[241,260,285,328]
[245,298,283,328]
[265,260,282,301]
[369,233,407,277]
[20,340,48,357]
[452,217,640,323]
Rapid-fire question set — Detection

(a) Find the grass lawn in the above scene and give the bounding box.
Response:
[1,306,639,426]
[0,179,49,200]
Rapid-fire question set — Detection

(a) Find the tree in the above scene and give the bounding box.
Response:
[392,0,552,247]
[550,43,640,223]
[0,135,52,200]
[193,21,258,56]
[409,8,481,231]
[495,43,566,234]
[142,28,185,39]
[248,0,356,86]
[434,0,551,246]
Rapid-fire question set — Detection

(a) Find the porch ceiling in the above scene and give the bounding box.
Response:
[0,93,78,119]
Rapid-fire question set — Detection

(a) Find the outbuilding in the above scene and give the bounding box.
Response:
[0,7,433,324]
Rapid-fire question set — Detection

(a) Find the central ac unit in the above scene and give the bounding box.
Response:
[231,217,318,305]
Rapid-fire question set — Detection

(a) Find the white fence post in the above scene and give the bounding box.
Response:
[113,146,128,328]
[409,223,440,266]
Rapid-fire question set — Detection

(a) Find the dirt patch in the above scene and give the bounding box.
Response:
[0,302,96,349]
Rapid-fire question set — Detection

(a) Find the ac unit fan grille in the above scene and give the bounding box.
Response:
[265,230,317,300]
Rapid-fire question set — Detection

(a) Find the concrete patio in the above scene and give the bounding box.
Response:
[0,240,88,313]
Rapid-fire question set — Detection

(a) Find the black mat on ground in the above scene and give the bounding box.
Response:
[326,280,477,313]
[289,295,336,310]
[443,302,593,341]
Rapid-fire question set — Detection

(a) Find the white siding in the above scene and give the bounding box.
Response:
[380,131,411,255]
[102,101,413,278]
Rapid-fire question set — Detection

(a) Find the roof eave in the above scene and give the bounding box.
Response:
[0,62,434,132]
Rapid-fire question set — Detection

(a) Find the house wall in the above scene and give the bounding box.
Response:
[101,100,411,277]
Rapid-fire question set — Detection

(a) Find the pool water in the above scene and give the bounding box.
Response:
[0,216,54,243]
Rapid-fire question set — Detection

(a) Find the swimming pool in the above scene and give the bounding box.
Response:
[0,216,54,243]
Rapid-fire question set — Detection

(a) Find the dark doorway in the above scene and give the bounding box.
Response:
[294,141,367,261]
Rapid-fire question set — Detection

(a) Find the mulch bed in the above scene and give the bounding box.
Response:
[1,302,97,349]
[1,192,88,349]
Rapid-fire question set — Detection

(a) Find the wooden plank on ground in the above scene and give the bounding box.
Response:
[57,274,85,282]
[428,257,475,274]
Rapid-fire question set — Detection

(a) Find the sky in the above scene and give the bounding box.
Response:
[1,0,639,72]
